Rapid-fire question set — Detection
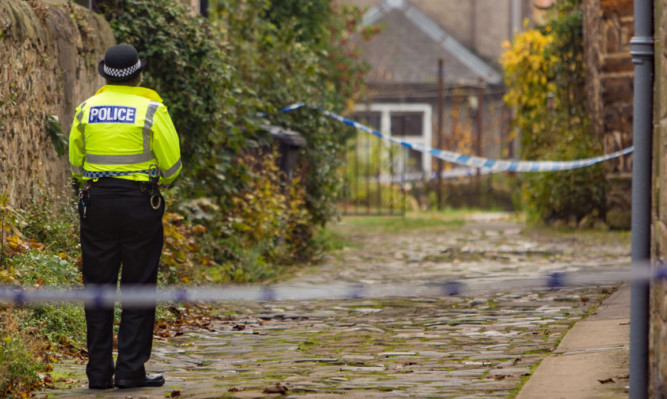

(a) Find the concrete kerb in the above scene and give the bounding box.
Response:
[516,284,630,399]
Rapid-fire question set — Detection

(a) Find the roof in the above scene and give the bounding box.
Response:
[348,0,503,86]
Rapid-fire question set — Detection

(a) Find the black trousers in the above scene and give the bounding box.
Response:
[79,178,164,385]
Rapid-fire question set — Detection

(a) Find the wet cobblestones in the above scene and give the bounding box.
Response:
[42,214,630,398]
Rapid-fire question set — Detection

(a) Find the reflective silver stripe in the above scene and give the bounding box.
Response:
[76,102,87,137]
[71,165,84,174]
[86,153,155,165]
[143,102,160,154]
[161,158,182,178]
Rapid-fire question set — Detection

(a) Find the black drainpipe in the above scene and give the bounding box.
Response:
[629,0,654,397]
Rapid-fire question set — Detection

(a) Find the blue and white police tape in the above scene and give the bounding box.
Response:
[281,103,633,173]
[0,267,659,307]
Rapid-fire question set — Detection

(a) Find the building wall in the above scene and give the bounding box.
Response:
[582,0,634,229]
[337,0,533,66]
[653,0,667,395]
[0,0,114,207]
[410,0,527,65]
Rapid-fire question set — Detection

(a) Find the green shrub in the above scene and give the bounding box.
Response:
[8,251,86,350]
[100,0,374,272]
[20,305,86,350]
[500,0,606,223]
[1,186,87,360]
[18,187,79,256]
[0,316,44,398]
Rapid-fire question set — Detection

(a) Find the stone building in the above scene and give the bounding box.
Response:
[335,0,534,178]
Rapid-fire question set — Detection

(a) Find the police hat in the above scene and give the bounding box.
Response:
[98,44,146,82]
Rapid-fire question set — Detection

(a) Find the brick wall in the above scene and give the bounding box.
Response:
[582,0,634,229]
[0,0,114,208]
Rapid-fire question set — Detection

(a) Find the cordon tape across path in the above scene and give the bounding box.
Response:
[280,102,634,174]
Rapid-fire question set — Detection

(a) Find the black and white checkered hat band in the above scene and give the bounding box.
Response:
[103,60,142,78]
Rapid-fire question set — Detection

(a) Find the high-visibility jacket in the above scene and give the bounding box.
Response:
[69,85,182,185]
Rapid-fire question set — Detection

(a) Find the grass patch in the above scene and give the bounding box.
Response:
[523,348,552,355]
[311,226,348,252]
[331,211,468,235]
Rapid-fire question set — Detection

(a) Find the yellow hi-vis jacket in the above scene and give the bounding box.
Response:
[69,85,182,185]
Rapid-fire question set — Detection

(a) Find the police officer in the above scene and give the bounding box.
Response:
[69,44,182,390]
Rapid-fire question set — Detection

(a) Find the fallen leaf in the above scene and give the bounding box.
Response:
[263,382,289,394]
[598,377,615,384]
[170,390,181,397]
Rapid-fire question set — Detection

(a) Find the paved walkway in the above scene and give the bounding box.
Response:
[517,283,630,399]
[40,213,631,398]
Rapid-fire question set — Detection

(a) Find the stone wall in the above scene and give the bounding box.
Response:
[653,0,667,396]
[582,0,634,229]
[0,0,114,208]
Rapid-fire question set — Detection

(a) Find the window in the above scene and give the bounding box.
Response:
[390,112,423,137]
[352,103,432,177]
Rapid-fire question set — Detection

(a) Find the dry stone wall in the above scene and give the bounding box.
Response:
[583,0,634,229]
[653,0,667,396]
[0,0,114,207]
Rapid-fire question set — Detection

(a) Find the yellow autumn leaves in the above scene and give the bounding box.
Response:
[500,29,558,135]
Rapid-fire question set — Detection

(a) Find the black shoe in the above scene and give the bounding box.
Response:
[114,374,165,389]
[89,381,113,390]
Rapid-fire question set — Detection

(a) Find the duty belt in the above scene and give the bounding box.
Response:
[82,165,162,210]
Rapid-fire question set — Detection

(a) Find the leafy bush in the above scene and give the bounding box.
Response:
[0,189,86,396]
[17,188,80,255]
[500,0,607,223]
[7,250,87,352]
[20,304,86,352]
[0,324,43,398]
[99,0,373,274]
[216,0,370,227]
[187,148,311,282]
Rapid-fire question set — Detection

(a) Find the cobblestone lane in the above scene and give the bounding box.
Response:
[43,213,631,398]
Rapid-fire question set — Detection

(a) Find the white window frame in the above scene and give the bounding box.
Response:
[354,103,432,176]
